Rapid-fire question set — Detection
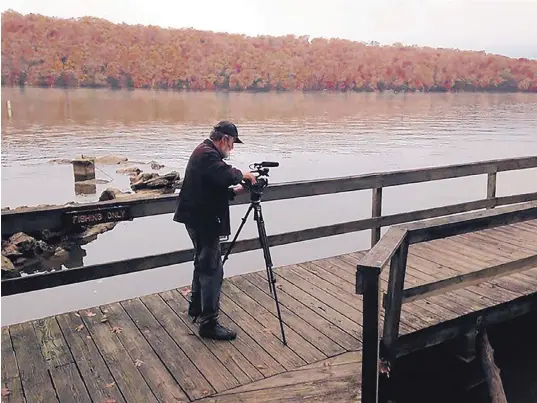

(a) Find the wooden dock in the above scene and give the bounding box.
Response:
[2,155,537,402]
[2,217,537,402]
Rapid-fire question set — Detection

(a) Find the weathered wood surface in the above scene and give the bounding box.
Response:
[2,219,537,402]
[3,155,536,236]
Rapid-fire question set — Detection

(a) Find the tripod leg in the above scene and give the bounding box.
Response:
[253,203,287,346]
[222,202,254,266]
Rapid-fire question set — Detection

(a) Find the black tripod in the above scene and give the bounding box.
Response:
[222,195,287,346]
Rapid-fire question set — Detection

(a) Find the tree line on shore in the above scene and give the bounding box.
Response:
[2,10,537,93]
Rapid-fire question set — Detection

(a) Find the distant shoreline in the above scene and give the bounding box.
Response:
[2,84,535,94]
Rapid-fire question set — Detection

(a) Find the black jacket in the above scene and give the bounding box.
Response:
[173,139,243,237]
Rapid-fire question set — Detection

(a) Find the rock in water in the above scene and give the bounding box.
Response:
[95,155,129,165]
[150,161,165,170]
[8,232,37,255]
[117,167,142,176]
[130,171,181,191]
[1,255,19,279]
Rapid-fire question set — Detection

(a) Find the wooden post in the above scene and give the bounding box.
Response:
[478,329,507,403]
[72,158,96,182]
[357,265,381,403]
[371,187,383,247]
[487,172,497,209]
[381,237,409,360]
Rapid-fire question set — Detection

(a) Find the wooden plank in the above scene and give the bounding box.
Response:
[401,254,537,303]
[215,355,363,396]
[1,327,26,403]
[228,275,344,357]
[371,187,382,247]
[33,317,92,403]
[119,297,218,399]
[286,264,365,318]
[419,237,531,298]
[33,317,74,368]
[487,172,497,209]
[96,302,190,402]
[242,272,361,351]
[158,289,264,385]
[467,230,537,255]
[406,201,537,244]
[5,193,537,297]
[358,265,380,403]
[357,227,407,271]
[246,271,363,349]
[198,374,361,403]
[9,322,59,402]
[49,363,92,403]
[382,237,409,352]
[410,243,522,304]
[4,155,536,235]
[405,250,503,309]
[217,290,307,371]
[167,290,286,379]
[340,253,439,331]
[295,350,363,371]
[55,312,126,403]
[78,306,159,402]
[276,265,365,331]
[220,281,326,365]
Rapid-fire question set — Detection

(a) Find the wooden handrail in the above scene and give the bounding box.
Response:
[400,254,537,304]
[2,155,536,236]
[358,201,537,403]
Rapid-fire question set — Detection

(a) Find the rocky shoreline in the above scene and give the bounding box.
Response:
[1,156,181,279]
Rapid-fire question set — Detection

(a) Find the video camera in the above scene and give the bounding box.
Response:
[242,161,279,199]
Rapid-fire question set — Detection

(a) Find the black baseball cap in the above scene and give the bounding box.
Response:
[214,120,243,144]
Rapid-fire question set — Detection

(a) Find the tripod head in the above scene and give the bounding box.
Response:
[242,161,279,201]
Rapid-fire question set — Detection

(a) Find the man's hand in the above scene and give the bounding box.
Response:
[242,171,257,184]
[231,184,246,195]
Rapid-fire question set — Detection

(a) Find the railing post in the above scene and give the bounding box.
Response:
[356,265,381,403]
[371,187,383,247]
[381,236,409,362]
[487,172,497,209]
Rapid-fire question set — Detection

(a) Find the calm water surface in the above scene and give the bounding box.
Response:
[1,88,536,325]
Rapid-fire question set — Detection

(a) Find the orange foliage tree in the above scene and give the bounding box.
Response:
[2,10,537,92]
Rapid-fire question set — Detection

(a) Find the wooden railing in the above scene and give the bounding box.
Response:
[355,201,537,403]
[1,155,536,296]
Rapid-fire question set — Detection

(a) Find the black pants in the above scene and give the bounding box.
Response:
[186,225,224,326]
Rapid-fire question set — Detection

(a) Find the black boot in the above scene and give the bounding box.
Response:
[187,292,201,323]
[199,319,237,341]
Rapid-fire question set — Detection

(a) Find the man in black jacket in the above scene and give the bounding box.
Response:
[174,121,256,340]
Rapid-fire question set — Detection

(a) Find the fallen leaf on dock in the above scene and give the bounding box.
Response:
[75,325,84,332]
[323,362,332,367]
[180,287,191,297]
[103,399,117,403]
[86,336,92,339]
[105,382,116,388]
[100,315,109,323]
[202,390,210,396]
[103,309,109,313]
[86,311,97,317]
[255,365,266,369]
[134,359,144,367]
[74,313,81,317]
[111,326,122,334]
[2,388,11,397]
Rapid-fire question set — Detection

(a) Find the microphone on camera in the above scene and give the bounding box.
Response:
[260,161,279,167]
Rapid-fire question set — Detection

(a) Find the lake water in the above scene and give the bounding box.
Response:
[2,88,537,325]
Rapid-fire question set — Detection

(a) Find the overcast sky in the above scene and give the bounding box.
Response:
[2,0,536,58]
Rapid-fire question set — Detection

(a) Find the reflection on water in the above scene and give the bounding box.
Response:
[1,88,537,325]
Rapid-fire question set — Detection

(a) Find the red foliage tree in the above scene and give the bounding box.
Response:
[2,10,537,92]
